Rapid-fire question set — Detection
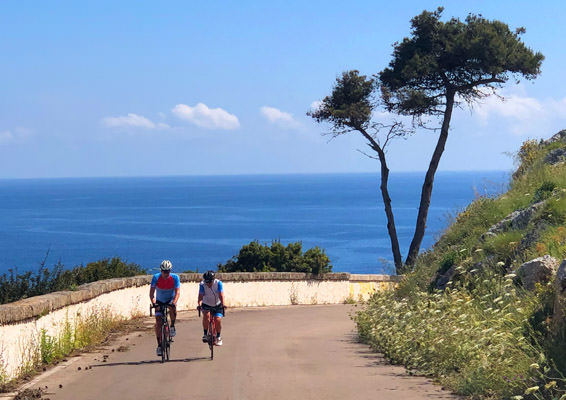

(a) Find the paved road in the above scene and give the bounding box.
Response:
[17,305,459,400]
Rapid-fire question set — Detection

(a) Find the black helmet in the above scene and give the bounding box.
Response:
[203,270,215,282]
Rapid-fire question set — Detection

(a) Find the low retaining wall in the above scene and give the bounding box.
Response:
[0,272,399,380]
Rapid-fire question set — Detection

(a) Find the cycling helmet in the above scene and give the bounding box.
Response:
[203,270,215,282]
[160,260,173,271]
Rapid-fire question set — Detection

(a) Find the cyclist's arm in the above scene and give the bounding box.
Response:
[172,287,180,306]
[149,286,156,304]
[170,274,181,306]
[218,281,225,307]
[197,292,204,309]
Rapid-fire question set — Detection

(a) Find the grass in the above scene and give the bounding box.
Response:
[1,306,124,393]
[355,272,565,399]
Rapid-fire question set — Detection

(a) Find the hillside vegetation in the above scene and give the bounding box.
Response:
[355,130,566,399]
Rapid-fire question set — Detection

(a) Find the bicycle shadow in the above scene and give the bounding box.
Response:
[91,356,209,368]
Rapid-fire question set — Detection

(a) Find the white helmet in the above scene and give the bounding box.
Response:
[160,260,173,271]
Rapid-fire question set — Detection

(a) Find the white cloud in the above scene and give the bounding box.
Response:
[310,100,322,111]
[469,90,566,136]
[260,106,302,129]
[102,113,169,130]
[172,103,240,130]
[0,127,33,145]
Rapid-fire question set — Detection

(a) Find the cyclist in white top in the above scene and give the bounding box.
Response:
[197,270,225,346]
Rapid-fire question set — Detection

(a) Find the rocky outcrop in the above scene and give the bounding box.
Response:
[516,255,559,291]
[541,129,566,146]
[544,147,566,166]
[433,265,458,291]
[482,201,545,240]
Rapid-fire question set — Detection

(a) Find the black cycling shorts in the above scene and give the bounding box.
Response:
[202,303,224,317]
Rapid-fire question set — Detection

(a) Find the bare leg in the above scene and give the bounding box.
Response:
[202,311,210,331]
[155,316,162,344]
[215,316,222,335]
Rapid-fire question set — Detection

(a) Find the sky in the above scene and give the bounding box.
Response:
[1,0,566,179]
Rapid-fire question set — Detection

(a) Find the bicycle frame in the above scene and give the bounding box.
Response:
[199,305,224,360]
[151,302,172,363]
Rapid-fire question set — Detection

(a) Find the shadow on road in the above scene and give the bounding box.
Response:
[92,356,209,368]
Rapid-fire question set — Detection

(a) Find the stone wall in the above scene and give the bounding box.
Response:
[0,272,398,380]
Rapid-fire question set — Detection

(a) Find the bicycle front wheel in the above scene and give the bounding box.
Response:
[161,325,168,363]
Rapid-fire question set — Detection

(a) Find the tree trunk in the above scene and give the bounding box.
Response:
[405,90,455,268]
[376,146,403,273]
[359,127,403,273]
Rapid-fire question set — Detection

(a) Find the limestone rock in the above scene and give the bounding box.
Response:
[544,147,566,166]
[516,255,559,291]
[482,201,545,239]
[541,129,566,146]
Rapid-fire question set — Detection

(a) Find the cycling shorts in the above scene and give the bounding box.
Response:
[154,300,175,317]
[202,303,224,317]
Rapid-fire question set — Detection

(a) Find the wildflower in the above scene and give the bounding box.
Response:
[544,381,557,390]
[529,363,540,370]
[496,261,505,267]
[524,386,539,395]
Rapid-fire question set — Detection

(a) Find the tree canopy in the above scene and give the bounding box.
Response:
[380,7,544,116]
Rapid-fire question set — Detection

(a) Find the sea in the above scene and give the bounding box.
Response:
[0,172,509,275]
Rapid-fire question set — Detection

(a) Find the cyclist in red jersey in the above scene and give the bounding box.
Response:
[149,260,181,357]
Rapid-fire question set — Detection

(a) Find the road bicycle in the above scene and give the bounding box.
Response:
[150,301,174,363]
[198,304,225,360]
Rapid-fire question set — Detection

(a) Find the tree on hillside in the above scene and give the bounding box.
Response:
[308,70,411,272]
[309,8,543,273]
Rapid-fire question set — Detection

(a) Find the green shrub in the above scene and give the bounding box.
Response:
[533,181,556,203]
[217,240,332,274]
[514,139,541,178]
[0,257,146,305]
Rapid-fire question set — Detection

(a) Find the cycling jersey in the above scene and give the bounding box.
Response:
[199,279,223,306]
[151,272,181,303]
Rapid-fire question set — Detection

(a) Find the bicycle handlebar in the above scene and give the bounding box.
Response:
[150,302,176,316]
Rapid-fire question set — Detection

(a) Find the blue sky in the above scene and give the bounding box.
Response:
[1,0,565,178]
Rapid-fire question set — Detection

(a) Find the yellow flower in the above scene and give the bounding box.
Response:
[524,386,539,395]
[544,381,557,390]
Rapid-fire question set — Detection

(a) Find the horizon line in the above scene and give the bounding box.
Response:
[0,169,512,181]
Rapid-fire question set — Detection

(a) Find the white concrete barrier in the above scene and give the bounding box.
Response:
[0,272,399,381]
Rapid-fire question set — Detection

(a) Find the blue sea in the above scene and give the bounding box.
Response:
[0,172,509,275]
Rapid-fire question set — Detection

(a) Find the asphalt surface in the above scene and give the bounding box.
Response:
[13,304,460,400]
